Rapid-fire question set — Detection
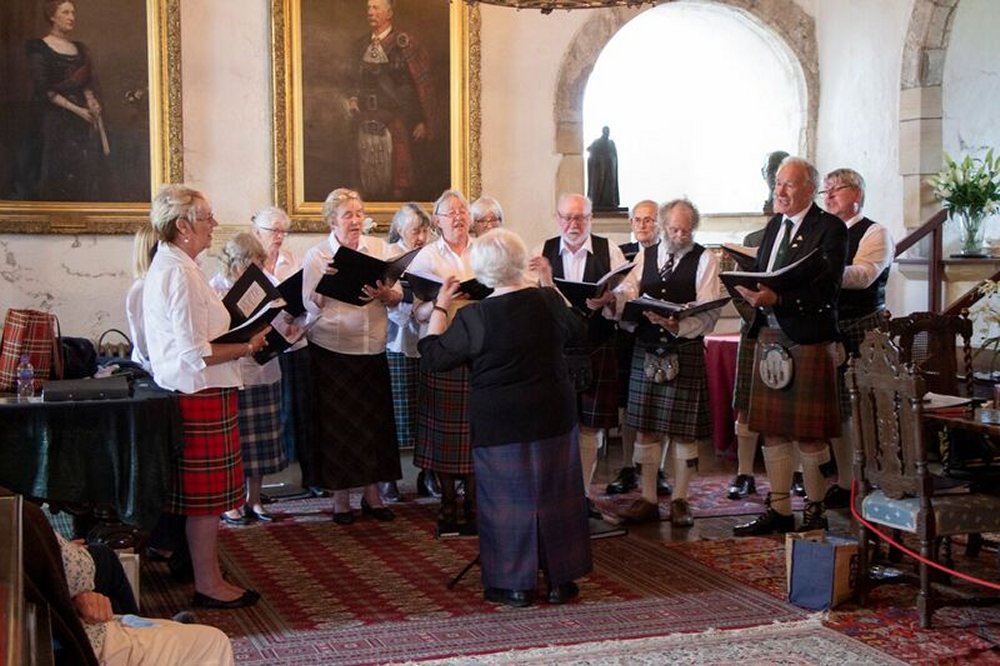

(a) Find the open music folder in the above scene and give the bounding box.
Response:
[315,246,421,306]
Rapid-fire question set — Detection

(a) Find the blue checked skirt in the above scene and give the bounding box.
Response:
[625,339,711,439]
[579,339,620,429]
[413,366,473,474]
[310,346,402,489]
[278,345,315,480]
[474,428,593,591]
[237,379,287,477]
[388,350,419,449]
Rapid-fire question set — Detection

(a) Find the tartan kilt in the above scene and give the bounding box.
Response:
[733,336,757,413]
[413,365,472,474]
[748,328,842,440]
[474,427,593,591]
[388,350,419,449]
[237,380,287,477]
[836,310,885,417]
[310,346,402,490]
[278,345,315,476]
[615,328,637,407]
[625,339,711,439]
[578,339,620,429]
[168,387,243,516]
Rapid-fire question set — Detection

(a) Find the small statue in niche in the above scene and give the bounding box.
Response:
[761,149,790,215]
[587,126,620,211]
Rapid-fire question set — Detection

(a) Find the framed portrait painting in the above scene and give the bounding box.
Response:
[0,0,181,234]
[272,0,481,231]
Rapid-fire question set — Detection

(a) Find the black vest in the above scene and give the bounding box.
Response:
[838,218,889,320]
[634,243,704,349]
[543,235,616,344]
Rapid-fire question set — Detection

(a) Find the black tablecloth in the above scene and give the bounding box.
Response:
[0,381,183,530]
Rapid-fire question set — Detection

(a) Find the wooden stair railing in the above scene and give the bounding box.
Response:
[893,208,1000,314]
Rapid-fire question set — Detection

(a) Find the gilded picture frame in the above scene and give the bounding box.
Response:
[271,0,481,232]
[0,0,182,234]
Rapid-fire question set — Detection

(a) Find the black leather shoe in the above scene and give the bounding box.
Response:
[656,470,673,496]
[587,498,603,520]
[547,581,579,604]
[605,466,638,495]
[220,511,250,526]
[484,587,534,608]
[249,507,276,522]
[192,589,260,609]
[727,473,757,500]
[309,486,330,498]
[361,498,395,522]
[379,481,403,503]
[733,508,795,536]
[417,470,442,498]
[823,484,850,509]
[799,500,828,531]
[332,511,355,525]
[791,472,807,497]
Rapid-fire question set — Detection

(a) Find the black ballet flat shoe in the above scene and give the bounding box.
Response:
[361,498,395,522]
[309,486,330,498]
[220,511,250,526]
[192,589,260,610]
[727,474,757,501]
[484,587,534,608]
[546,581,580,604]
[249,508,276,522]
[332,511,355,525]
[417,470,442,498]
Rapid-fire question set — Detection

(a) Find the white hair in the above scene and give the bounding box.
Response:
[470,228,527,289]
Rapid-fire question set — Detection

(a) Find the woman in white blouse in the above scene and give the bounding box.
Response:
[302,188,403,524]
[144,184,269,609]
[124,222,157,374]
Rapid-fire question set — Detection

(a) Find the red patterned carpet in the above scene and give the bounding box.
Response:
[139,499,806,664]
[670,535,1000,665]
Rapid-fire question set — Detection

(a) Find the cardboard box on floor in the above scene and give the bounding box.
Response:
[785,530,859,610]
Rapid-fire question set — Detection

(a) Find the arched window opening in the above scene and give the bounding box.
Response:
[583,3,805,214]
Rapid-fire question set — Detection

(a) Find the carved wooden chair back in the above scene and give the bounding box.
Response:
[879,310,973,396]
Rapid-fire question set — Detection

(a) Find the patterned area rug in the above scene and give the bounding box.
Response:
[388,617,906,665]
[589,470,806,523]
[670,535,1000,664]
[139,499,807,664]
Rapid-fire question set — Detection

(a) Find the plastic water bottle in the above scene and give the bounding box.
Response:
[16,353,34,400]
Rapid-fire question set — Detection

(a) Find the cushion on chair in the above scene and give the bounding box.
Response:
[862,490,1000,535]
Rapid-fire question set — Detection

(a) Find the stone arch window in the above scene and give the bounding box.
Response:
[553,1,818,213]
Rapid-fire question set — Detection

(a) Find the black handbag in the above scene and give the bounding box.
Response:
[60,336,98,379]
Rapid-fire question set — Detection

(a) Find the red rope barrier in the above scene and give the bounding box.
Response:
[849,479,1000,592]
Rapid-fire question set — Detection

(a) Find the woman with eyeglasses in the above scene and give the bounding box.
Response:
[407,189,479,535]
[301,188,403,524]
[144,184,268,609]
[383,203,437,502]
[470,195,504,237]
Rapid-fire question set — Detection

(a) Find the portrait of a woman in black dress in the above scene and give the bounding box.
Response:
[19,0,108,201]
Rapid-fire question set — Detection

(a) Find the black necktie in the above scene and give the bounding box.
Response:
[773,218,794,269]
[659,254,675,281]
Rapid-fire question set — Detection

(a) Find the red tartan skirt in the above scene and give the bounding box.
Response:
[413,365,472,474]
[747,328,842,440]
[168,387,244,516]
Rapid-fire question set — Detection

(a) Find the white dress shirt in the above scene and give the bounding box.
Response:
[842,213,895,290]
[208,273,282,387]
[765,207,809,272]
[615,243,722,338]
[125,277,152,374]
[143,242,242,393]
[386,240,422,357]
[302,232,399,355]
[406,236,477,337]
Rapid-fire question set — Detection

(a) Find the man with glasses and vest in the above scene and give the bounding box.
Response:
[530,193,628,519]
[732,156,847,536]
[820,167,894,510]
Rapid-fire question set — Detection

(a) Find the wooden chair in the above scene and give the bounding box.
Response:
[879,310,973,396]
[847,328,1000,628]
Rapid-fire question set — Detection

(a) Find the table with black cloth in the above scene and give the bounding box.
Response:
[704,332,740,456]
[0,381,183,531]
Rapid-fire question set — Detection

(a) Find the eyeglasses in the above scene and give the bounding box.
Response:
[436,209,467,219]
[631,216,656,226]
[256,224,290,236]
[558,213,591,224]
[818,185,853,197]
[475,215,500,226]
[194,213,216,224]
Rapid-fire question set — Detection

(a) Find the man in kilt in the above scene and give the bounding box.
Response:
[821,168,894,510]
[532,193,629,516]
[733,156,848,535]
[612,199,721,526]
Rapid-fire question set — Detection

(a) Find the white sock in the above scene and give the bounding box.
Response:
[634,435,661,504]
[735,421,758,476]
[672,440,699,500]
[762,441,794,516]
[797,444,832,503]
[832,424,854,488]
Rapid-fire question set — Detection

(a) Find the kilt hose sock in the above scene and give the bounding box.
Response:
[762,440,795,516]
[671,440,699,501]
[797,444,831,503]
[735,420,759,477]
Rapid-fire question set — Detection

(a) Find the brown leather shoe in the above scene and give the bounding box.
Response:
[670,498,694,527]
[618,498,660,524]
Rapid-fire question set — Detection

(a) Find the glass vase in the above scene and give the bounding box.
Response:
[953,208,987,256]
